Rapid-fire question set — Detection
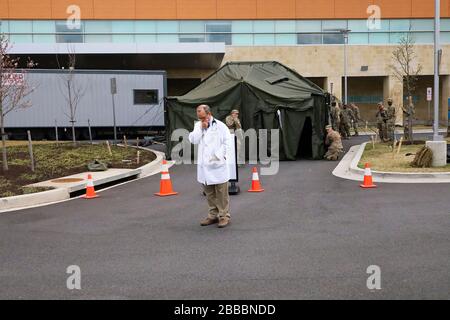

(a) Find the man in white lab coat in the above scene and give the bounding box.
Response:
[189,105,232,228]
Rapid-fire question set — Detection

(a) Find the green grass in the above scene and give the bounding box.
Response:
[0,142,156,197]
[359,142,450,172]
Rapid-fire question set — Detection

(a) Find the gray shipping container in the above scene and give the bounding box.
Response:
[4,69,166,138]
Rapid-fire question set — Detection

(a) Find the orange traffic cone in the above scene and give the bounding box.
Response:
[360,163,377,189]
[248,167,265,193]
[155,160,178,197]
[83,174,99,199]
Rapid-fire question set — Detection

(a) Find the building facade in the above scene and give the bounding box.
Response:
[1,0,450,124]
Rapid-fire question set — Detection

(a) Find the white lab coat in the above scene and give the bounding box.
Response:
[189,117,231,185]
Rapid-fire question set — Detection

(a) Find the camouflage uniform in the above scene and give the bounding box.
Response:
[324,129,344,161]
[351,104,361,136]
[225,115,242,132]
[376,105,388,142]
[339,106,351,139]
[386,100,396,141]
[330,104,341,132]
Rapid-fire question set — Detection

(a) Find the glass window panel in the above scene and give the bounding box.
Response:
[157,21,178,33]
[232,21,253,33]
[112,21,134,43]
[135,21,156,43]
[390,32,408,44]
[206,21,231,44]
[157,21,178,42]
[297,33,322,44]
[389,19,410,31]
[9,35,32,43]
[348,20,369,32]
[322,20,347,31]
[323,33,344,44]
[366,18,389,32]
[179,34,205,42]
[207,33,231,44]
[348,33,368,44]
[55,21,83,43]
[232,34,253,45]
[441,19,450,31]
[296,20,321,32]
[442,32,450,43]
[275,34,297,45]
[32,21,55,43]
[206,21,231,33]
[157,34,178,43]
[85,21,112,43]
[369,32,389,44]
[412,32,433,44]
[254,34,275,45]
[179,21,204,33]
[9,21,32,33]
[275,21,295,33]
[0,21,9,33]
[9,21,32,42]
[254,21,274,33]
[410,19,433,31]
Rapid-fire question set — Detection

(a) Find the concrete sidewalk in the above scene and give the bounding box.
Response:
[333,142,450,184]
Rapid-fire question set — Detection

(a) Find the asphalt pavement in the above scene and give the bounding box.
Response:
[0,137,449,299]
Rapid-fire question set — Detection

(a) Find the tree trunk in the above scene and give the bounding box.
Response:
[0,112,8,171]
[408,95,414,142]
[71,122,76,147]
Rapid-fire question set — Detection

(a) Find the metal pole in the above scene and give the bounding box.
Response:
[433,0,441,140]
[112,93,117,144]
[344,31,348,105]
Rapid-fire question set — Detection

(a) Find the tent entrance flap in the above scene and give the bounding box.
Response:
[296,117,313,159]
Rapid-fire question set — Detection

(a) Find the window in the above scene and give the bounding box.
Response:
[179,21,204,42]
[112,21,134,43]
[206,21,231,45]
[348,20,369,33]
[33,21,55,43]
[9,21,32,43]
[323,33,344,44]
[390,19,410,31]
[135,21,156,43]
[348,33,368,44]
[56,21,83,43]
[0,21,8,33]
[232,21,253,45]
[410,19,433,31]
[85,21,112,43]
[296,20,321,33]
[134,90,159,105]
[297,33,322,44]
[275,21,296,44]
[157,21,178,43]
[369,33,389,44]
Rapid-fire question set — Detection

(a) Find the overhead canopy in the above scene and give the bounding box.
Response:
[165,61,329,160]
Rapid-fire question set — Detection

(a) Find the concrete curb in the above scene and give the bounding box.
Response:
[0,147,165,213]
[333,142,450,183]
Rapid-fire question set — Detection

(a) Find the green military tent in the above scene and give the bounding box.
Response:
[165,61,329,160]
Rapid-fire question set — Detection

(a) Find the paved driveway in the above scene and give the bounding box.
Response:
[1,138,449,299]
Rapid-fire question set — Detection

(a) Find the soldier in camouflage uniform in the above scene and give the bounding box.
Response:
[350,103,361,136]
[330,101,341,132]
[324,125,344,161]
[339,104,351,140]
[385,98,396,142]
[376,102,388,142]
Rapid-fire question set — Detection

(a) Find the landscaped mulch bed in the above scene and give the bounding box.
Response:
[0,143,156,197]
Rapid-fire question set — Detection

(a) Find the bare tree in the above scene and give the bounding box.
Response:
[0,34,36,171]
[389,30,422,142]
[57,45,86,147]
